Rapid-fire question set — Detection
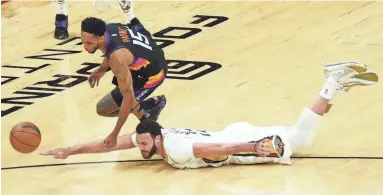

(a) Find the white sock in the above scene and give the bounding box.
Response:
[57,0,67,15]
[319,79,339,100]
[124,6,135,23]
[117,0,135,23]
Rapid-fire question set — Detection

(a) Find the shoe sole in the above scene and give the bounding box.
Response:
[343,71,379,87]
[324,61,368,74]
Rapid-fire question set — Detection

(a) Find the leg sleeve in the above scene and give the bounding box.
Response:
[285,107,322,153]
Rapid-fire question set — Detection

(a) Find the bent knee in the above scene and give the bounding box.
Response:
[96,102,107,116]
[96,101,115,116]
[96,91,121,116]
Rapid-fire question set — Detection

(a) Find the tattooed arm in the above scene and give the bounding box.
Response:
[104,48,135,147]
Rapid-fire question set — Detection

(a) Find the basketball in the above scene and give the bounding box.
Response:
[9,122,42,153]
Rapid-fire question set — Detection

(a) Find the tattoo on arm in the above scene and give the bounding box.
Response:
[109,52,134,96]
[107,49,136,134]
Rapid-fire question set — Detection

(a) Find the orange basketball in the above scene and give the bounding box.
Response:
[9,122,41,153]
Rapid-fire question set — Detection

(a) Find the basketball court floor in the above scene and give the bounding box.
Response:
[2,1,383,195]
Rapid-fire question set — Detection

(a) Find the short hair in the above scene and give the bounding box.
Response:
[136,119,163,137]
[81,17,106,36]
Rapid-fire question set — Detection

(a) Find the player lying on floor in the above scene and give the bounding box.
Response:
[40,62,378,169]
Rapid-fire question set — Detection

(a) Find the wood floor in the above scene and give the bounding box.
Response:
[2,1,383,195]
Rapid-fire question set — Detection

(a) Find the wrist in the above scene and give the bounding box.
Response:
[99,66,107,72]
[253,143,258,152]
[111,130,120,136]
[67,146,75,155]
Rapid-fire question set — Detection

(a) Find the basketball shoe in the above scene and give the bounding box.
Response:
[54,14,69,40]
[324,61,378,91]
[140,95,167,121]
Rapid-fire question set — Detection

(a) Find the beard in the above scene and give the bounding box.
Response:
[88,48,97,54]
[142,144,157,159]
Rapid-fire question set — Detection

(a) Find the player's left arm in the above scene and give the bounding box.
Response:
[40,133,137,159]
[192,140,271,158]
[108,48,136,136]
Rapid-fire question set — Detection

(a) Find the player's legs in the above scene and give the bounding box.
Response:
[117,0,154,39]
[129,66,168,121]
[223,62,378,166]
[128,17,153,38]
[96,87,144,117]
[97,85,166,121]
[286,61,378,152]
[96,88,120,117]
[54,0,69,40]
[96,87,143,118]
[116,0,136,24]
[130,85,167,121]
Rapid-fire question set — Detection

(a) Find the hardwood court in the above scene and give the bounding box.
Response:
[2,1,383,195]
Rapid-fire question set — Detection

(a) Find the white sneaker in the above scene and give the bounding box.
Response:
[324,61,378,90]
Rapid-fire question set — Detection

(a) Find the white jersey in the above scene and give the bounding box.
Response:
[161,127,229,169]
[132,122,293,169]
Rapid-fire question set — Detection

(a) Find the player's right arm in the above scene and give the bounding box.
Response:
[192,140,271,158]
[40,133,136,159]
[166,138,272,165]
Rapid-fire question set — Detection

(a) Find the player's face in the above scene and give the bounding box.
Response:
[81,32,101,54]
[136,133,158,159]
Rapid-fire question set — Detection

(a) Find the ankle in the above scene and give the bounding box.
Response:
[310,96,330,116]
[318,80,339,100]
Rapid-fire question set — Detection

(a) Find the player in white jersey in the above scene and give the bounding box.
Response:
[40,62,378,169]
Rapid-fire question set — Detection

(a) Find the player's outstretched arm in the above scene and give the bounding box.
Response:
[40,133,136,159]
[192,139,272,158]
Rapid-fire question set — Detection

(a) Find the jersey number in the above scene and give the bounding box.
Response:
[127,29,153,51]
[185,129,211,137]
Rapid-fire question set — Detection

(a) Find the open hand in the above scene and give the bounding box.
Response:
[40,148,71,159]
